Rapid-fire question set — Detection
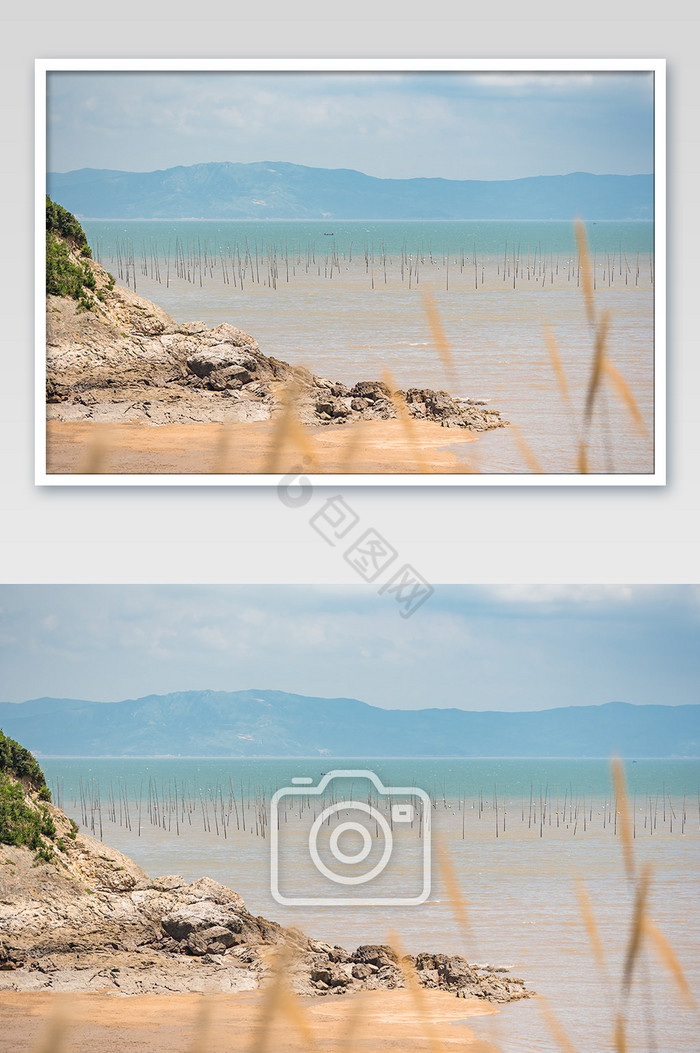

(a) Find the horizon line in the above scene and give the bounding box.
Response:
[34,753,700,760]
[47,161,655,181]
[3,693,695,711]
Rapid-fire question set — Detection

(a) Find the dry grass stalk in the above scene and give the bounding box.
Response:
[250,942,319,1053]
[212,424,233,474]
[543,324,573,410]
[575,220,596,331]
[30,1012,67,1053]
[275,985,320,1051]
[583,309,609,428]
[575,878,610,983]
[602,358,648,435]
[382,370,429,473]
[388,930,447,1053]
[339,418,365,474]
[79,427,110,474]
[189,994,214,1053]
[422,288,457,386]
[509,424,544,474]
[621,864,651,997]
[574,219,607,473]
[611,758,635,883]
[644,916,696,1007]
[574,219,648,471]
[263,382,318,476]
[435,836,472,943]
[538,994,580,1053]
[613,1010,628,1053]
[332,986,369,1052]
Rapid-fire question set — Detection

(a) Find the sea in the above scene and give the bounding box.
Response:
[43,756,698,1053]
[82,219,656,475]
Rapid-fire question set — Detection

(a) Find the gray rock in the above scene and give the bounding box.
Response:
[352,944,399,968]
[351,963,374,980]
[186,346,257,379]
[178,321,210,335]
[350,380,392,401]
[161,903,243,941]
[315,400,336,416]
[45,239,508,434]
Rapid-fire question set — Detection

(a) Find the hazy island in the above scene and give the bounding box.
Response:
[4,691,697,759]
[47,162,654,222]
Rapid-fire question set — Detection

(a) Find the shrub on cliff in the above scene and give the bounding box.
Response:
[46,196,98,309]
[0,774,55,852]
[46,196,91,257]
[0,728,50,797]
[0,731,56,861]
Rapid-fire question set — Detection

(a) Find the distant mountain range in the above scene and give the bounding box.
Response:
[46,162,654,222]
[0,691,695,758]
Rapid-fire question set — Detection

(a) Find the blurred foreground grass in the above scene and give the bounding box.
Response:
[23,759,695,1053]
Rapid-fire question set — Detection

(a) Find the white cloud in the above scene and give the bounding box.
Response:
[1,586,696,712]
[46,70,654,180]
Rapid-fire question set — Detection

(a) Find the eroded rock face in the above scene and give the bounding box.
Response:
[46,246,508,432]
[0,823,529,1001]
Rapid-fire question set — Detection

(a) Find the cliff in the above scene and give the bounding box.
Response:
[45,227,505,433]
[0,767,528,1002]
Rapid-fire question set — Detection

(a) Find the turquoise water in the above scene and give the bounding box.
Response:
[42,756,697,807]
[83,219,654,264]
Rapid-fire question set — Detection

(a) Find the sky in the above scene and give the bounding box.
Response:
[46,70,655,181]
[0,585,697,711]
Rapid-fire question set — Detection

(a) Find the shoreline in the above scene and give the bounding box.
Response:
[45,419,480,475]
[0,989,500,1052]
[1,771,531,1006]
[44,228,506,477]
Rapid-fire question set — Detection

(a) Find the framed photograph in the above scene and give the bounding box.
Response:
[36,59,665,485]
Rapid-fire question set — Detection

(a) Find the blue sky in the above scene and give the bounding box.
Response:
[0,586,696,710]
[46,70,654,180]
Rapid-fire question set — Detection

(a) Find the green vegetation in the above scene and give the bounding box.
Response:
[0,730,58,863]
[45,196,102,310]
[46,196,91,255]
[0,773,55,853]
[33,844,56,865]
[46,230,97,309]
[0,728,50,796]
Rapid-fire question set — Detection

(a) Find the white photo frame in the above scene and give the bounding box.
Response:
[36,58,666,486]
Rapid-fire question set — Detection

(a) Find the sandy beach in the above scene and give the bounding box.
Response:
[45,419,478,476]
[0,989,499,1053]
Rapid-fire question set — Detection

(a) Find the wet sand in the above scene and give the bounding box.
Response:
[45,420,478,476]
[0,988,499,1052]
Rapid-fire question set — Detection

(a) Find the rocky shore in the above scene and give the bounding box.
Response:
[0,782,529,1003]
[46,244,507,433]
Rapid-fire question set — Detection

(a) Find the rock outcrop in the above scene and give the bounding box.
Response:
[0,783,529,1002]
[46,245,507,432]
